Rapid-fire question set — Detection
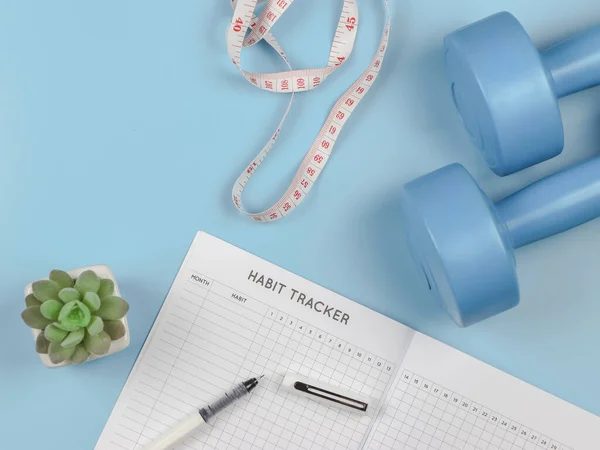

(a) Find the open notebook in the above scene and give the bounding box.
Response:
[95,232,600,450]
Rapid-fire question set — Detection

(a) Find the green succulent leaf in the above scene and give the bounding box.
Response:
[54,322,81,332]
[44,324,69,342]
[103,320,126,340]
[35,332,50,354]
[32,279,60,302]
[75,270,100,295]
[98,279,115,299]
[58,287,80,303]
[82,292,101,312]
[21,306,53,329]
[48,340,76,364]
[40,299,63,320]
[71,344,90,364]
[61,328,85,348]
[25,294,42,308]
[96,296,129,320]
[49,270,74,289]
[58,300,91,328]
[87,316,104,336]
[84,330,111,355]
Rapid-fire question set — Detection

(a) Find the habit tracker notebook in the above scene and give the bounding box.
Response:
[95,232,600,450]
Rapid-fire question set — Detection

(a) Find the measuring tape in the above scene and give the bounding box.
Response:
[228,0,391,222]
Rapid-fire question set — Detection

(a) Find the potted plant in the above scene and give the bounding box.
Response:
[21,265,131,367]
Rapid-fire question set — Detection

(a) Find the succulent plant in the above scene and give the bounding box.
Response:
[21,269,129,365]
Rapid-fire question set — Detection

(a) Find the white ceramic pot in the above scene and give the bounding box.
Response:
[24,264,131,368]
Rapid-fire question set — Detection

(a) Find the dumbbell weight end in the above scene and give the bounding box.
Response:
[444,12,600,176]
[401,158,600,327]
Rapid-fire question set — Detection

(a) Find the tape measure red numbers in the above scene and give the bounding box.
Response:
[228,0,391,222]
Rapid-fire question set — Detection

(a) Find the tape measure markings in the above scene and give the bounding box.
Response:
[227,0,390,221]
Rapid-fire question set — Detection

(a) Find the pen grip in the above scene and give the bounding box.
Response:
[144,412,206,450]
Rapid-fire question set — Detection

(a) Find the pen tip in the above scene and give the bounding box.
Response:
[259,374,265,379]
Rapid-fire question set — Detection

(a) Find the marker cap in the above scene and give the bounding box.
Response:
[282,373,370,414]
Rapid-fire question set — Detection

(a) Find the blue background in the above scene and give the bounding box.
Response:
[1,0,599,448]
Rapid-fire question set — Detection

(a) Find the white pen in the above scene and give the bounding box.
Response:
[144,375,263,450]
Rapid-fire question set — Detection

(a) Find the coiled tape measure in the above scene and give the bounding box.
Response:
[227,0,391,222]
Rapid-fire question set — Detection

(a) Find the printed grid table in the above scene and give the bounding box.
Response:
[108,272,397,450]
[366,371,572,450]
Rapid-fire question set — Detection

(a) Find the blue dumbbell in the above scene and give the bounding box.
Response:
[444,11,600,176]
[400,157,600,327]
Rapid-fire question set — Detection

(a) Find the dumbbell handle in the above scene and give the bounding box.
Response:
[495,157,600,248]
[541,24,600,98]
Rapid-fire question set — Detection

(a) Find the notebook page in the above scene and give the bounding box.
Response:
[364,333,600,450]
[95,232,415,450]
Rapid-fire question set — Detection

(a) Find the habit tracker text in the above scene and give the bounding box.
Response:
[247,270,350,325]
